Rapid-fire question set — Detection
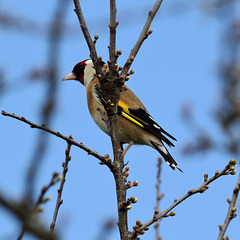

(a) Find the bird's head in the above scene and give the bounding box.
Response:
[62,59,105,88]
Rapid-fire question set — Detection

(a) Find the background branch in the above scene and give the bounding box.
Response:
[0,185,58,240]
[25,0,68,204]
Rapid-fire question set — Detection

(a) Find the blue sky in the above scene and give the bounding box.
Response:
[1,0,239,240]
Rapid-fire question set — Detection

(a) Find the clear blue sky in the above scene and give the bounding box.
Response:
[1,1,239,240]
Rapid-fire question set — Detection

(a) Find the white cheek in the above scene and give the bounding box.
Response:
[84,73,94,88]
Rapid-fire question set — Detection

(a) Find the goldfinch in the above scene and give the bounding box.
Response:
[62,59,182,171]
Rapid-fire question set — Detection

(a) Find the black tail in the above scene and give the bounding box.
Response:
[150,141,182,172]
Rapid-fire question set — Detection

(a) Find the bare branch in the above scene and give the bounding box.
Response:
[218,168,240,240]
[1,110,113,168]
[154,157,163,240]
[73,0,103,75]
[109,0,118,68]
[121,0,163,77]
[131,161,237,239]
[50,142,72,233]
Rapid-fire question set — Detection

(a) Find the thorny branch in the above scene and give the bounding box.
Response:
[50,142,72,233]
[130,160,237,239]
[1,111,113,169]
[217,171,240,240]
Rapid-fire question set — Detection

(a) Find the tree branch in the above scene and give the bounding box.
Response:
[1,110,113,168]
[131,160,237,239]
[217,170,240,240]
[73,0,103,75]
[121,0,163,78]
[50,142,72,233]
[109,0,118,69]
[154,157,163,240]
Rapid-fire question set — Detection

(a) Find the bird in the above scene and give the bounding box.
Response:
[62,59,182,172]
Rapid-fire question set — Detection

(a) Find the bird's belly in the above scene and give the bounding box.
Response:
[90,108,151,146]
[91,110,110,136]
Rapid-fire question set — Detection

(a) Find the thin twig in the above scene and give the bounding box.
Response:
[121,0,163,78]
[109,0,117,68]
[154,157,163,240]
[131,162,236,239]
[217,171,240,240]
[1,111,113,169]
[50,142,72,233]
[73,0,103,75]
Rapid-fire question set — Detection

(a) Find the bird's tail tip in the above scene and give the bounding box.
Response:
[151,141,183,172]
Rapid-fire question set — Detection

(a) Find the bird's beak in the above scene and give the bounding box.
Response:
[61,72,77,81]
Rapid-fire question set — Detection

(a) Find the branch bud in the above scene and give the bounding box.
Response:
[125,205,132,210]
[148,29,153,35]
[136,220,142,226]
[93,34,99,44]
[133,180,139,186]
[124,166,130,172]
[154,209,159,215]
[170,211,176,216]
[229,159,237,166]
[131,197,138,203]
[204,173,208,182]
[231,207,237,213]
[42,196,52,203]
[229,165,235,171]
[231,170,237,175]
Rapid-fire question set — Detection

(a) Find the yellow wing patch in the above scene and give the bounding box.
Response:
[121,111,144,128]
[118,100,130,114]
[118,99,146,128]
